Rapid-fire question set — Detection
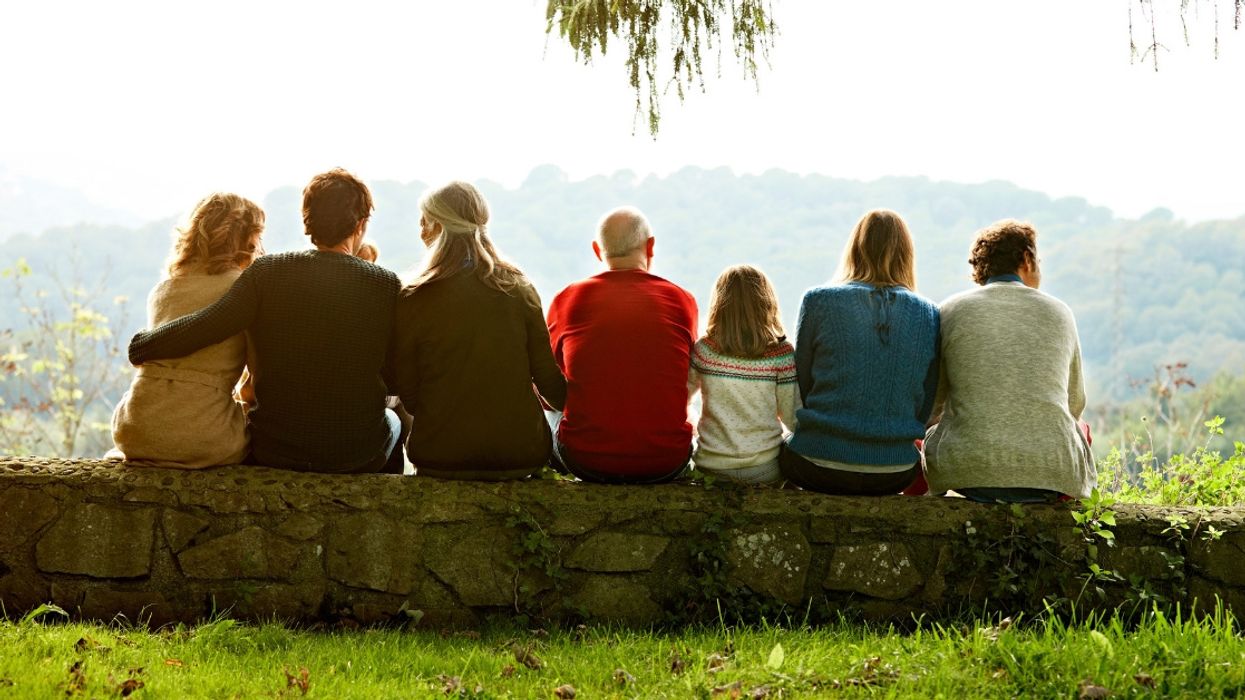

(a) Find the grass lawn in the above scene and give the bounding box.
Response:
[1,609,1243,698]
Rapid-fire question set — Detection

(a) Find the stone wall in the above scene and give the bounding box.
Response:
[2,458,1244,627]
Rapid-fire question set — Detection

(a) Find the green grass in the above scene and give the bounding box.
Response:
[2,609,1244,698]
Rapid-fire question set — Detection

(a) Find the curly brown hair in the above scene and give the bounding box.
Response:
[968,219,1038,285]
[302,168,373,247]
[167,193,265,277]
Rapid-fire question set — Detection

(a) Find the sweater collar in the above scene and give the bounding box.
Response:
[986,273,1024,285]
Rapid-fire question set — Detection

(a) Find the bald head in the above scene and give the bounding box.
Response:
[597,207,652,259]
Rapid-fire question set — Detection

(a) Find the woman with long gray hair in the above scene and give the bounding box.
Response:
[389,181,566,479]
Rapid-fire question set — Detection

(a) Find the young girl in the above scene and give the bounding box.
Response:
[688,264,798,485]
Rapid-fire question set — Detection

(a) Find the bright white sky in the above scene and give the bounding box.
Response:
[1,0,1242,221]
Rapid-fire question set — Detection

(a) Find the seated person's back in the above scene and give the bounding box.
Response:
[128,169,401,473]
[924,219,1095,500]
[547,207,698,480]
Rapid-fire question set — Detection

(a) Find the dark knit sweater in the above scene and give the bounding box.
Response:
[127,250,400,472]
[391,271,566,478]
[789,282,940,466]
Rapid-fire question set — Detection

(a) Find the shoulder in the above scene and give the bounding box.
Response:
[938,285,988,315]
[644,273,697,304]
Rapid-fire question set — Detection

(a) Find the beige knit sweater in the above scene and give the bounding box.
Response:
[924,282,1096,498]
[111,269,249,467]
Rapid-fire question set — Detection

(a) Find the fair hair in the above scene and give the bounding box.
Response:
[406,180,529,294]
[834,209,918,291]
[705,265,786,358]
[167,193,264,278]
[597,207,652,258]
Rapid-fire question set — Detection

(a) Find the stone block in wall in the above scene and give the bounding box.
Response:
[566,533,669,572]
[0,489,60,549]
[727,526,811,605]
[823,542,923,600]
[161,510,210,553]
[1098,545,1177,581]
[81,589,175,626]
[326,514,421,594]
[177,527,302,581]
[567,575,662,623]
[425,526,524,607]
[123,487,178,505]
[277,514,324,541]
[35,504,156,578]
[0,572,49,612]
[207,582,326,620]
[1190,533,1245,586]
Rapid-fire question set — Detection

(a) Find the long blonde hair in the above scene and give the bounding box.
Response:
[406,181,528,294]
[167,193,264,278]
[835,209,917,290]
[705,265,787,358]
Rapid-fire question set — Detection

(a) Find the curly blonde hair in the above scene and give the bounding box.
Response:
[167,193,265,277]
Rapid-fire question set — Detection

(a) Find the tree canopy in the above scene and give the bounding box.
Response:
[544,1,1241,134]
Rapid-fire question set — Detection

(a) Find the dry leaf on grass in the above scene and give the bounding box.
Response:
[66,661,88,696]
[711,680,743,698]
[439,675,463,694]
[1078,679,1111,699]
[750,685,773,699]
[512,644,544,670]
[117,678,145,697]
[612,668,636,686]
[669,649,687,675]
[283,666,311,696]
[163,659,185,668]
[1134,672,1156,688]
[706,652,730,673]
[552,683,576,698]
[500,665,517,678]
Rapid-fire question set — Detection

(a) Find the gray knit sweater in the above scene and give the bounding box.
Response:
[924,281,1096,498]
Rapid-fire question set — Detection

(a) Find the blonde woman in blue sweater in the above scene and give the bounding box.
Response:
[781,210,940,495]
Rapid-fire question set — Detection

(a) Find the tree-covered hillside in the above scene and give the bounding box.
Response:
[3,166,1243,404]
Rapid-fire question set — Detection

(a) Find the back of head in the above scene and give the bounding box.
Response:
[597,207,652,259]
[408,180,527,294]
[302,168,373,248]
[706,264,786,358]
[836,209,917,291]
[968,219,1037,285]
[167,193,265,278]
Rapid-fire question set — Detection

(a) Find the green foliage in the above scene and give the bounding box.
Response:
[0,256,130,456]
[545,0,778,135]
[1098,417,1245,507]
[956,504,1070,615]
[503,508,566,624]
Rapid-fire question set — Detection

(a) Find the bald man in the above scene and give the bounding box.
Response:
[545,207,699,483]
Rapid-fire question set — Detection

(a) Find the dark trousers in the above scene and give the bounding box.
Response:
[779,444,919,495]
[550,441,691,485]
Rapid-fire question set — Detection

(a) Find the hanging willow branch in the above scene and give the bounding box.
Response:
[1129,0,1243,70]
[545,0,778,137]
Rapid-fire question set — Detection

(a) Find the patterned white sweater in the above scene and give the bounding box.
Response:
[687,338,800,471]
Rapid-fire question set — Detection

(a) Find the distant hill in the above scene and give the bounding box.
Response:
[0,167,143,237]
[3,166,1243,402]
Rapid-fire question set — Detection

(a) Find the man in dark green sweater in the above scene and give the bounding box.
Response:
[128,169,402,473]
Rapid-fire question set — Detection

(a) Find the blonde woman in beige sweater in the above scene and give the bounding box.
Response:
[110,193,264,467]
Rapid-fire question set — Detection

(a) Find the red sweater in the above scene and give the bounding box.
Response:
[547,270,698,477]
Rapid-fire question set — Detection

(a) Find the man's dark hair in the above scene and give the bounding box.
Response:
[302,168,374,247]
[968,219,1038,285]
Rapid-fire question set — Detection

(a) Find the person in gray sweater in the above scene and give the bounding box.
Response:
[923,219,1096,502]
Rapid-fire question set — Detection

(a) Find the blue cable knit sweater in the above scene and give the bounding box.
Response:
[789,282,940,466]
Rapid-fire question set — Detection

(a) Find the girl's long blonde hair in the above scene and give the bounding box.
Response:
[405,181,528,294]
[167,193,265,278]
[705,264,787,358]
[835,209,917,291]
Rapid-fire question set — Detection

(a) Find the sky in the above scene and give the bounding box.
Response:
[1,0,1242,222]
